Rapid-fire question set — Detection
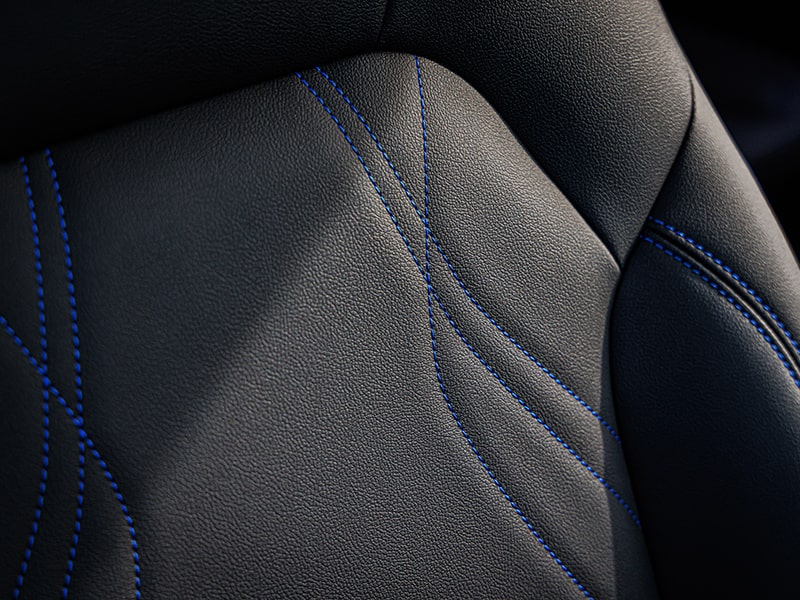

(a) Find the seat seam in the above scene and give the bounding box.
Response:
[0,315,142,598]
[640,234,800,389]
[410,57,636,526]
[295,66,619,598]
[313,63,622,447]
[648,215,800,360]
[419,55,593,599]
[295,66,635,520]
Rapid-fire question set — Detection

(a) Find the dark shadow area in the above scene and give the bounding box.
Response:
[661,0,800,256]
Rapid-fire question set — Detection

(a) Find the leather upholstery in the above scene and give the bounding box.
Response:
[1,1,798,598]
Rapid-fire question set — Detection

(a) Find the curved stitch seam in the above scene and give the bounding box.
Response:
[648,215,800,359]
[640,235,800,389]
[14,157,50,599]
[45,148,87,600]
[434,292,641,526]
[427,298,594,598]
[414,60,636,526]
[418,56,593,599]
[297,69,634,521]
[313,64,622,446]
[0,315,142,598]
[295,70,609,594]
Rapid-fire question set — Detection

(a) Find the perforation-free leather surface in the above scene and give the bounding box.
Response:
[2,1,799,598]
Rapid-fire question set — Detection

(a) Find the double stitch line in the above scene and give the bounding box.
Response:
[411,59,638,527]
[640,234,800,390]
[301,63,638,523]
[0,315,142,598]
[314,63,621,446]
[295,65,595,599]
[648,215,800,362]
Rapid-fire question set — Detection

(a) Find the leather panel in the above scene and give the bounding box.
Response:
[2,53,654,598]
[613,77,800,597]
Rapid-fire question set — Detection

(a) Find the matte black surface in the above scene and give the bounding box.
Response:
[0,0,387,160]
[613,79,800,597]
[2,0,799,598]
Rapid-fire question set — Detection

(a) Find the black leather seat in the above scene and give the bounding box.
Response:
[2,1,799,598]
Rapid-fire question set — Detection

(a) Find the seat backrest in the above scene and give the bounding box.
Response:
[2,1,799,597]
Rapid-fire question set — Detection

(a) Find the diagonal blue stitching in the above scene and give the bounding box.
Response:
[427,297,594,598]
[435,293,641,526]
[0,314,142,598]
[299,68,637,522]
[44,148,87,599]
[648,215,800,360]
[314,64,621,446]
[295,72,424,273]
[414,59,637,527]
[417,58,593,598]
[640,234,800,389]
[297,67,596,597]
[298,67,634,516]
[14,157,51,599]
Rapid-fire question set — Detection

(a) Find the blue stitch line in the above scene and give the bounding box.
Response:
[298,68,636,522]
[294,72,425,274]
[640,235,800,389]
[648,216,800,360]
[0,315,142,598]
[14,157,51,599]
[412,60,637,525]
[436,292,641,526]
[45,148,87,600]
[299,67,594,596]
[314,65,621,446]
[427,288,594,598]
[417,134,595,599]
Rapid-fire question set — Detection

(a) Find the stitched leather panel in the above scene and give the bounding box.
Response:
[1,53,653,598]
[613,78,800,597]
[1,0,692,268]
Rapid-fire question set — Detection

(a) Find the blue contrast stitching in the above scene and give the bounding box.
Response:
[0,315,142,598]
[294,72,424,273]
[648,216,800,359]
[314,64,621,446]
[640,235,800,389]
[413,59,637,527]
[296,66,595,597]
[14,157,51,599]
[427,304,594,598]
[417,58,593,599]
[436,297,641,526]
[45,148,87,599]
[298,68,632,516]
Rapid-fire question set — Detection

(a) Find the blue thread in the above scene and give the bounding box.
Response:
[640,235,800,389]
[294,72,425,274]
[300,67,634,516]
[315,65,621,446]
[413,61,636,525]
[299,67,594,596]
[648,216,800,359]
[0,315,142,598]
[45,149,87,599]
[427,286,594,598]
[14,157,51,599]
[436,291,641,526]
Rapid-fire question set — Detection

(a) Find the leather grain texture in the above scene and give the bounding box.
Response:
[0,53,657,599]
[612,78,800,597]
[2,0,799,598]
